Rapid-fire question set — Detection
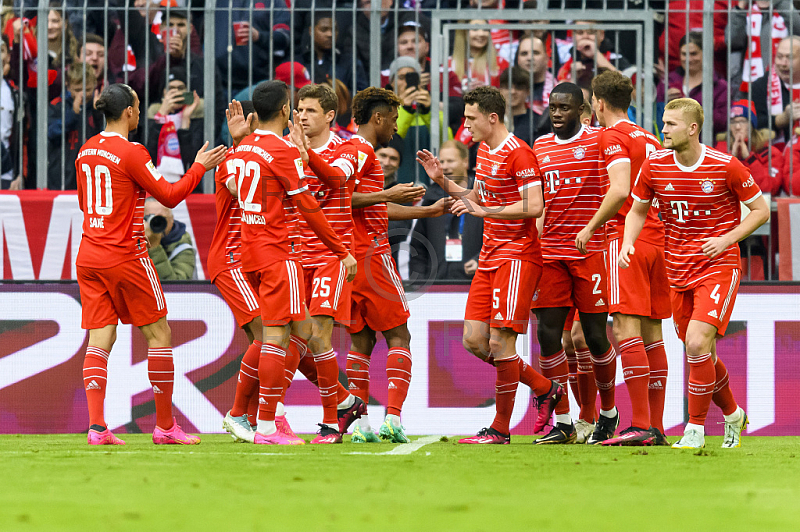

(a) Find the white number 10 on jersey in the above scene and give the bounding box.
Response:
[82,163,113,215]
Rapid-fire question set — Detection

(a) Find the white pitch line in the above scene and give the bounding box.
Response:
[378,435,441,455]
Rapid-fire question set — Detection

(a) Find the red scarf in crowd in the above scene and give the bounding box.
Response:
[742,3,788,93]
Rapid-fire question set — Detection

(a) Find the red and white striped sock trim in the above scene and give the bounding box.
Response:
[590,347,616,366]
[261,343,286,358]
[686,352,712,365]
[619,337,644,351]
[388,347,412,360]
[644,340,665,352]
[313,349,337,363]
[496,381,519,395]
[347,353,371,367]
[575,348,592,373]
[539,350,567,370]
[148,347,173,359]
[85,346,110,361]
[290,335,308,358]
[240,360,258,381]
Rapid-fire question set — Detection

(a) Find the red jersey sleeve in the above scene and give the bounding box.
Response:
[269,145,308,197]
[126,144,205,207]
[216,149,237,189]
[307,141,357,190]
[599,129,632,170]
[726,158,763,204]
[507,146,541,192]
[631,158,655,203]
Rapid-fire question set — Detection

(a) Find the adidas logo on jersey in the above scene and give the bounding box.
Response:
[388,382,397,390]
[649,381,664,390]
[542,156,550,163]
[152,385,163,394]
[708,309,719,318]
[348,382,358,390]
[494,312,504,321]
[85,380,101,391]
[595,298,605,307]
[259,397,266,405]
[321,300,331,309]
[665,183,675,191]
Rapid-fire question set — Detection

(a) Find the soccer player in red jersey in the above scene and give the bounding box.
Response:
[575,71,671,446]
[76,83,227,445]
[530,82,619,445]
[621,98,769,449]
[231,80,357,445]
[419,86,559,445]
[345,87,451,443]
[287,83,369,444]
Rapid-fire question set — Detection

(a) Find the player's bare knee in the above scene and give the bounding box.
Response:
[384,323,411,349]
[140,318,171,347]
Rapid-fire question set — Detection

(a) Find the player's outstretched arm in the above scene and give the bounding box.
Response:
[352,182,426,208]
[451,183,543,220]
[387,197,454,220]
[619,198,649,268]
[416,149,474,201]
[576,161,631,255]
[305,150,350,190]
[701,194,770,259]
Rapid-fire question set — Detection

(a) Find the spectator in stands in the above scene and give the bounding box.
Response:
[349,0,398,73]
[47,62,102,190]
[498,66,550,146]
[46,4,78,70]
[410,139,483,283]
[377,137,403,187]
[728,0,800,92]
[299,16,368,94]
[782,133,800,196]
[145,66,205,185]
[557,20,635,87]
[0,35,19,190]
[659,0,730,78]
[657,32,728,135]
[515,35,555,114]
[388,56,453,184]
[79,33,105,91]
[744,36,800,144]
[388,15,464,132]
[213,0,291,94]
[468,0,514,60]
[144,198,197,281]
[716,100,785,196]
[450,19,509,93]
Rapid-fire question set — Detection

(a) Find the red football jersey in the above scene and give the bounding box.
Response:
[599,120,665,246]
[299,131,358,268]
[474,133,543,271]
[75,131,204,268]
[207,147,242,280]
[234,129,309,272]
[533,125,609,260]
[351,135,390,261]
[632,145,762,289]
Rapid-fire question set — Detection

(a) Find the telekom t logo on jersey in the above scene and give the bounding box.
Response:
[670,200,689,222]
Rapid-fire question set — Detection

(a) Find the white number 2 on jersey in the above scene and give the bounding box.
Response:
[228,159,262,212]
[82,163,113,215]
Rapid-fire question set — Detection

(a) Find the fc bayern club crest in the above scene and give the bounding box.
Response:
[700,179,714,193]
[573,147,586,160]
[491,163,499,176]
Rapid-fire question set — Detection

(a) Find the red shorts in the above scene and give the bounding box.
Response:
[670,269,741,342]
[531,252,608,313]
[303,260,352,324]
[212,267,260,327]
[465,260,541,334]
[348,252,410,334]
[607,238,671,319]
[245,260,306,326]
[77,258,167,329]
[563,307,578,332]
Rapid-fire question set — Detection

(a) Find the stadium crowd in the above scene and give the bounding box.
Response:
[0,0,796,281]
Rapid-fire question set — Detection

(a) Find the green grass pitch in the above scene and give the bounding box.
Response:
[1,434,799,531]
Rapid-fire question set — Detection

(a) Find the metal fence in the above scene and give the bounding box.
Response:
[0,0,795,279]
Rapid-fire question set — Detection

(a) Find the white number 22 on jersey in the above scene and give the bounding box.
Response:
[228,159,263,212]
[82,163,113,215]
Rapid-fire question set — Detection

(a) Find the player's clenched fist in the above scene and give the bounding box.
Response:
[341,252,357,282]
[618,243,635,269]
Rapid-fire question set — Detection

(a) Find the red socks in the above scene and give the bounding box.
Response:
[280,335,306,402]
[712,357,738,416]
[83,346,110,427]
[539,350,570,415]
[619,337,650,429]
[515,355,551,396]
[645,340,667,433]
[148,347,175,429]
[346,352,371,406]
[230,341,262,417]
[314,349,340,425]
[591,345,617,411]
[386,347,412,416]
[298,352,319,386]
[575,347,597,423]
[686,352,715,425]
[257,343,286,423]
[490,357,519,435]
